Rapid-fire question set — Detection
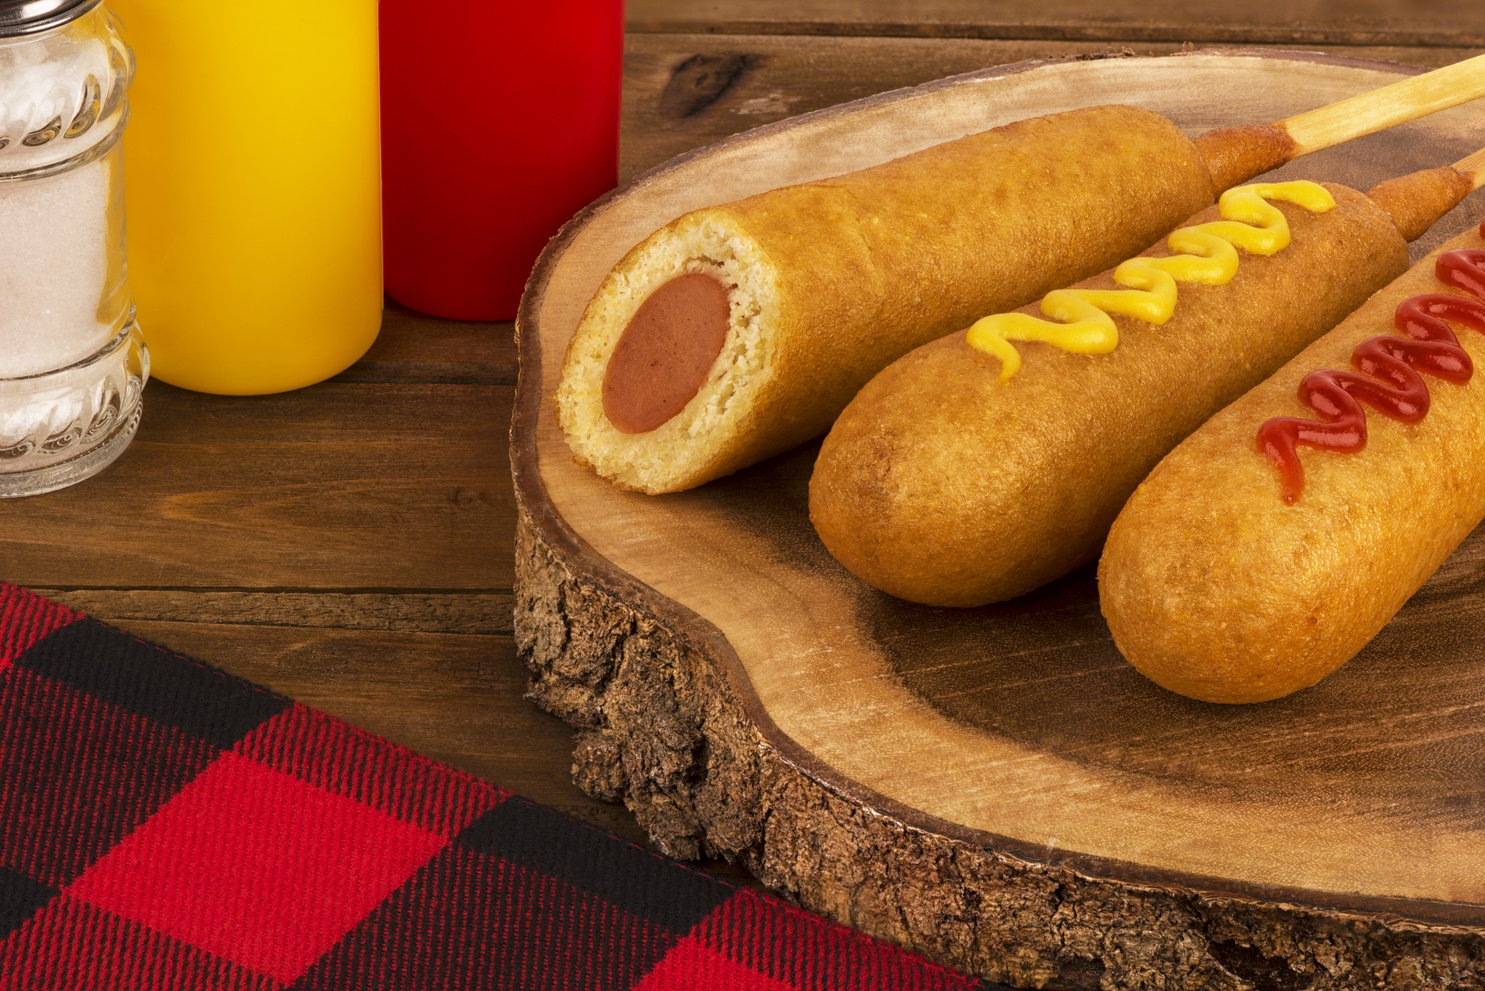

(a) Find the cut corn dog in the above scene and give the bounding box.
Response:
[808,150,1484,608]
[558,55,1485,494]
[1099,203,1485,704]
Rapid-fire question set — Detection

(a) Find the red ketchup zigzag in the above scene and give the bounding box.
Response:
[1257,220,1485,504]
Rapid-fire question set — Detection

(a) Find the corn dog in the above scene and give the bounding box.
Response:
[556,56,1485,494]
[1098,218,1485,704]
[808,157,1482,608]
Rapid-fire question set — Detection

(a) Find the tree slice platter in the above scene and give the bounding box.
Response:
[512,51,1485,990]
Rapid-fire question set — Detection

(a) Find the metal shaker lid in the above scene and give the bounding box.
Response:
[0,0,103,36]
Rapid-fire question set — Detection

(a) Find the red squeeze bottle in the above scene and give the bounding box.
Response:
[380,1,624,322]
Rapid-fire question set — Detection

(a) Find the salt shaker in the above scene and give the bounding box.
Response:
[0,0,145,497]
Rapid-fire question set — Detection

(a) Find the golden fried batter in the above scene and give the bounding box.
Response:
[558,106,1218,493]
[1100,222,1485,703]
[809,185,1408,607]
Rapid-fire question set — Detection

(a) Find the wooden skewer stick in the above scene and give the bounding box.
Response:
[1449,144,1485,189]
[1194,52,1485,191]
[1366,144,1485,242]
[1280,54,1485,156]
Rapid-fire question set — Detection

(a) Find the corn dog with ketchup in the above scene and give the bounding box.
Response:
[557,56,1485,494]
[808,152,1484,607]
[1099,205,1485,704]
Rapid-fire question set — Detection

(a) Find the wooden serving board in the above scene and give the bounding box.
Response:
[512,51,1485,990]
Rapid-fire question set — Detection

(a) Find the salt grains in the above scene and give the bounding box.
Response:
[0,163,113,377]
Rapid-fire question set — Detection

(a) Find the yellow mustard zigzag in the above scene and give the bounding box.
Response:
[965,181,1337,382]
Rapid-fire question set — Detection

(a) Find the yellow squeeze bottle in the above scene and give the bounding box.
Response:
[109,1,383,395]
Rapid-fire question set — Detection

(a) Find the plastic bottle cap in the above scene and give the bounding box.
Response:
[0,0,101,35]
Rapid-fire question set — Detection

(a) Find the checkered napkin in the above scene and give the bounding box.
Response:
[0,582,1002,990]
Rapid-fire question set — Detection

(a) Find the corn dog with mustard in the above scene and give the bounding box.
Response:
[557,56,1485,494]
[808,154,1483,607]
[1098,215,1485,704]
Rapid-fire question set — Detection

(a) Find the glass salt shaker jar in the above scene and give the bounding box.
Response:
[0,0,145,497]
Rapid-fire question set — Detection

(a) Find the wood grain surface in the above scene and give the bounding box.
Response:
[8,4,1485,987]
[516,49,1485,990]
[628,0,1482,46]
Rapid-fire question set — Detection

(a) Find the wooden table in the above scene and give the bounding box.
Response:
[8,0,1483,980]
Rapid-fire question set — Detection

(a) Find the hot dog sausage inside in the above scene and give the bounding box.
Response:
[601,273,731,434]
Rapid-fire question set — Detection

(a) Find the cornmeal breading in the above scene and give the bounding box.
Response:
[1099,222,1485,703]
[557,106,1217,494]
[808,184,1408,607]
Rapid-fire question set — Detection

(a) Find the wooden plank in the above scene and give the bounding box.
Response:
[621,36,1482,180]
[0,335,513,591]
[626,0,1484,47]
[29,589,512,635]
[346,306,518,386]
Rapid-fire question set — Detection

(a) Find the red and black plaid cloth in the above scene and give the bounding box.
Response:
[0,581,1006,990]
